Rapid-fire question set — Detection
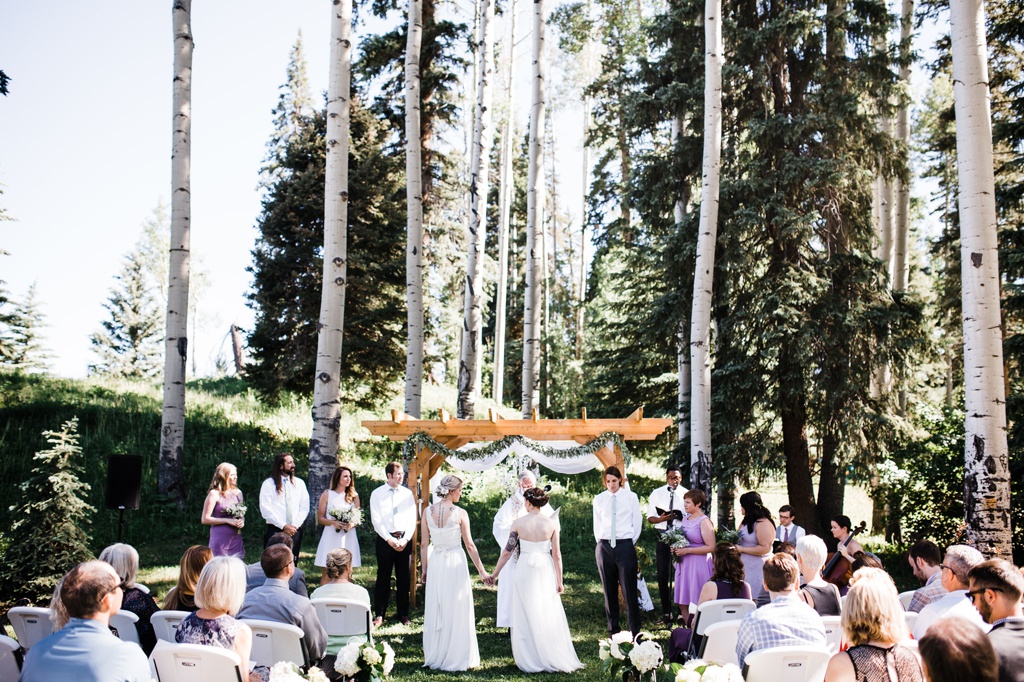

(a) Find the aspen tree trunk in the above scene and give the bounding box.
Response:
[404,0,425,418]
[492,0,517,406]
[522,0,545,417]
[309,0,352,515]
[578,96,589,362]
[950,0,1012,559]
[673,116,691,445]
[159,0,192,505]
[230,323,245,373]
[688,0,722,499]
[892,0,912,294]
[459,0,495,419]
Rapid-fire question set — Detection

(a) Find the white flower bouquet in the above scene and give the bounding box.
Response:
[671,658,743,682]
[598,632,665,681]
[329,507,362,532]
[334,639,395,681]
[223,503,246,535]
[268,661,329,681]
[659,528,690,562]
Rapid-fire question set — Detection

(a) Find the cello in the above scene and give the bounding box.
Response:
[821,520,867,589]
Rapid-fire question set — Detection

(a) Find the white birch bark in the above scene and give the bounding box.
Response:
[522,0,545,417]
[688,0,722,497]
[309,0,352,515]
[492,0,517,406]
[892,0,912,293]
[404,0,425,418]
[159,0,193,503]
[673,117,690,443]
[459,0,495,419]
[950,0,1012,559]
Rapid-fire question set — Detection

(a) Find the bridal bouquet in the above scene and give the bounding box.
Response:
[670,659,743,682]
[223,503,247,535]
[329,507,363,532]
[599,632,664,681]
[715,529,740,545]
[269,662,329,682]
[659,528,690,561]
[334,639,395,682]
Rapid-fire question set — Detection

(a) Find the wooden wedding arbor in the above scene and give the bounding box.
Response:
[361,407,673,603]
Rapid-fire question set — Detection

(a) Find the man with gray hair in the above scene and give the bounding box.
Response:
[913,544,990,639]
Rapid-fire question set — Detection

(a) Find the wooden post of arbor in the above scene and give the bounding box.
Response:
[363,406,671,606]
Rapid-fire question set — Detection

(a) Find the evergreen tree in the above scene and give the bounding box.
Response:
[0,418,94,604]
[5,283,52,372]
[89,253,164,378]
[0,183,15,363]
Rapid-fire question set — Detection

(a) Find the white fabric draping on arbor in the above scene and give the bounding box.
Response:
[442,439,607,474]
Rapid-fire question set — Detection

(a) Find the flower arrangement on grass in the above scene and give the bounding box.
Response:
[223,503,247,534]
[329,507,363,532]
[670,658,743,682]
[598,631,664,681]
[334,639,395,681]
[268,661,329,682]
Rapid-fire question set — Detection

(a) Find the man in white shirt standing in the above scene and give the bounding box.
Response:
[774,505,806,545]
[369,461,416,627]
[593,465,643,636]
[259,453,310,561]
[646,464,683,626]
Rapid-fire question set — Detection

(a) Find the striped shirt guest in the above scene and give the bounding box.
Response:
[736,552,826,670]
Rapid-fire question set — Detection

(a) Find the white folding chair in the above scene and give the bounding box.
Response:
[109,610,141,645]
[151,610,191,643]
[820,615,843,653]
[311,598,372,644]
[698,619,742,666]
[6,607,54,651]
[904,611,919,635]
[0,634,21,679]
[689,598,756,657]
[898,590,915,611]
[240,618,307,668]
[743,645,831,682]
[136,584,151,595]
[840,594,848,612]
[150,641,245,682]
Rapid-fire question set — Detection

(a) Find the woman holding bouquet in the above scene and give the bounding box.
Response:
[671,488,715,625]
[315,465,362,585]
[202,462,246,558]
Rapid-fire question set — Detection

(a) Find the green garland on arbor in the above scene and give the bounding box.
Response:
[401,430,632,467]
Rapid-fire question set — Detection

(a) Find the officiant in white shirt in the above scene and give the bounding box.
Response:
[646,464,683,625]
[492,470,555,628]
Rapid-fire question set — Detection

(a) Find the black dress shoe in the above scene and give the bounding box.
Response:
[399,617,411,626]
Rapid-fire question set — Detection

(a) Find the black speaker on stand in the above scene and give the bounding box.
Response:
[105,455,143,542]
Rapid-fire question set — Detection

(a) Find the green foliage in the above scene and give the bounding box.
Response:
[0,69,9,96]
[89,252,163,378]
[0,418,95,603]
[2,283,52,372]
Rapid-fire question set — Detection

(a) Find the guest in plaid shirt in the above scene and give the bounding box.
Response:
[736,552,826,670]
[908,540,946,613]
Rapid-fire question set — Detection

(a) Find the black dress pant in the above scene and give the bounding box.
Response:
[264,524,304,562]
[596,538,641,636]
[654,537,675,616]
[374,535,411,620]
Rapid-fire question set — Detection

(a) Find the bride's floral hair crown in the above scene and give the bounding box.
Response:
[435,474,463,499]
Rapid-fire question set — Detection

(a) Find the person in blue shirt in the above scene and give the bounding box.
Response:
[20,560,151,682]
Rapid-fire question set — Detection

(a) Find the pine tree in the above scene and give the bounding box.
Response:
[89,253,164,378]
[0,418,94,604]
[5,283,52,372]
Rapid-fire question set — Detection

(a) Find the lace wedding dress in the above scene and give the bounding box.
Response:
[422,508,480,671]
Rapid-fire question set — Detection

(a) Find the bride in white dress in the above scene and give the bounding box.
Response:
[488,487,583,673]
[420,474,490,671]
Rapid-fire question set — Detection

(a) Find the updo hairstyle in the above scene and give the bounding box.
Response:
[523,487,549,508]
[435,474,463,499]
[325,548,354,580]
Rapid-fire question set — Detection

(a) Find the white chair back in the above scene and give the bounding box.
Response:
[109,610,141,645]
[150,641,245,682]
[240,618,307,668]
[904,611,919,634]
[693,599,757,636]
[699,620,742,666]
[840,594,848,611]
[743,645,831,682]
[0,634,21,680]
[6,607,53,651]
[898,590,915,610]
[820,615,843,653]
[151,610,191,643]
[311,598,372,643]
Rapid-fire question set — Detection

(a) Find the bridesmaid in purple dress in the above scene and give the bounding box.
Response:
[671,489,716,625]
[202,463,246,558]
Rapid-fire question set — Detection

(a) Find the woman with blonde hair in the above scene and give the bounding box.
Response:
[98,542,160,654]
[202,462,246,558]
[163,545,213,612]
[314,465,362,585]
[825,567,924,682]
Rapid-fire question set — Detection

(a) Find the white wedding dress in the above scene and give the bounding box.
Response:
[422,508,479,671]
[510,539,583,673]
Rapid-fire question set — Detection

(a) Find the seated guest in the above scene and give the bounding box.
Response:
[99,542,159,654]
[697,542,752,604]
[163,544,213,612]
[755,542,797,607]
[20,561,151,682]
[851,550,884,572]
[238,544,327,665]
[176,556,266,682]
[310,548,372,680]
[908,540,946,613]
[825,567,924,682]
[967,558,1024,682]
[918,617,999,682]
[796,535,841,616]
[49,576,69,630]
[245,532,308,597]
[914,544,989,639]
[736,552,826,670]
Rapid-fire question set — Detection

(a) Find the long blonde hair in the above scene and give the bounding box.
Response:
[209,462,237,493]
[842,567,908,646]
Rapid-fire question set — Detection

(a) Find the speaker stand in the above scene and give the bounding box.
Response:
[117,506,127,542]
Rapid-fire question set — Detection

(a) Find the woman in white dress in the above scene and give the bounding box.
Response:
[314,466,362,585]
[420,474,490,671]
[488,487,583,673]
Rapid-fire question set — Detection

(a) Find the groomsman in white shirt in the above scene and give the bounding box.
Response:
[369,461,417,626]
[259,453,310,560]
[646,464,683,626]
[774,505,805,545]
[593,465,643,636]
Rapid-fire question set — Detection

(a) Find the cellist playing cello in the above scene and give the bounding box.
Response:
[821,515,866,592]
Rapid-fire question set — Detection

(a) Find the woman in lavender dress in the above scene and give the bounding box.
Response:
[671,489,716,625]
[202,463,246,558]
[735,491,775,600]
